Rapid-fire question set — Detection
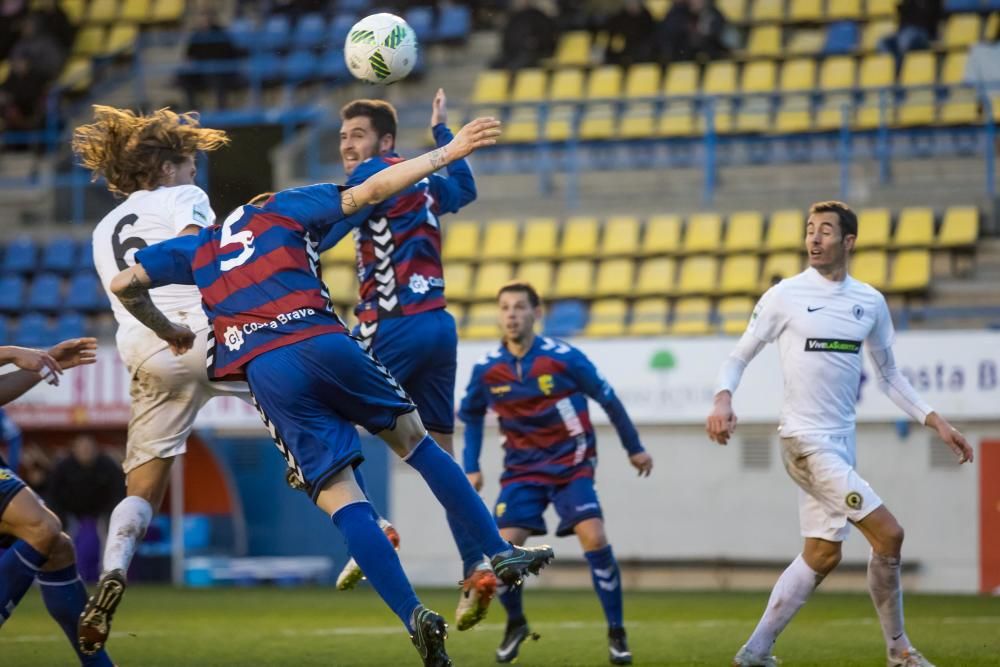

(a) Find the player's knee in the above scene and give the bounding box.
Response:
[22,511,63,556]
[43,532,77,570]
[880,523,904,554]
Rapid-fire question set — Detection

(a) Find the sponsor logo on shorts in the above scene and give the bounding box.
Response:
[223,308,319,352]
[804,338,862,354]
[495,502,506,517]
[845,491,863,510]
[223,325,244,352]
[574,502,599,512]
[489,385,511,396]
[537,374,554,396]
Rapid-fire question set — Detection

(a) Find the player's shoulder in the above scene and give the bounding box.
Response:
[473,344,507,370]
[536,336,577,358]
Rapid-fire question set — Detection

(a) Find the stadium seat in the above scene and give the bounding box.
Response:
[751,0,783,22]
[766,210,804,251]
[643,215,682,255]
[553,260,594,298]
[550,69,585,100]
[856,208,892,249]
[664,62,699,97]
[0,276,25,313]
[14,313,54,348]
[41,238,77,274]
[520,218,559,259]
[587,66,623,99]
[473,262,513,300]
[865,0,895,18]
[76,239,94,271]
[463,302,500,340]
[851,250,888,289]
[893,208,934,247]
[554,31,592,67]
[718,296,754,335]
[54,312,86,341]
[471,71,509,105]
[855,91,894,129]
[27,273,63,313]
[448,303,465,331]
[442,221,479,261]
[628,298,669,335]
[939,88,979,125]
[511,68,547,103]
[703,61,737,96]
[899,51,936,88]
[3,237,37,274]
[816,93,853,130]
[677,256,718,295]
[937,206,978,248]
[584,299,627,337]
[895,90,936,126]
[700,97,734,134]
[789,0,823,22]
[324,265,358,304]
[73,25,105,56]
[619,103,657,139]
[820,55,857,91]
[636,257,677,296]
[58,57,92,93]
[516,260,554,296]
[66,271,104,313]
[736,97,773,133]
[624,63,661,98]
[117,0,148,23]
[594,258,635,297]
[747,25,782,58]
[828,0,863,20]
[293,13,327,50]
[670,298,712,335]
[328,14,355,47]
[683,213,723,254]
[86,0,117,23]
[742,60,777,93]
[261,15,291,52]
[943,14,981,50]
[601,216,640,256]
[322,236,356,265]
[283,51,316,84]
[760,252,803,289]
[579,103,617,140]
[780,58,816,93]
[787,29,825,55]
[724,212,764,253]
[860,53,895,89]
[544,300,587,337]
[544,104,576,141]
[645,0,670,19]
[481,219,520,260]
[405,7,434,43]
[435,4,472,42]
[61,0,86,24]
[443,263,472,301]
[888,250,931,292]
[775,94,813,133]
[719,255,760,294]
[658,101,696,136]
[505,107,540,143]
[318,47,350,81]
[560,217,600,257]
[717,0,747,22]
[149,0,184,23]
[941,52,968,86]
[862,20,896,52]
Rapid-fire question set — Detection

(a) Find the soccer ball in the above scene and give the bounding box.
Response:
[344,13,418,85]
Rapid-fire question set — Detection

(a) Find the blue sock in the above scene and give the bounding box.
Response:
[498,583,525,624]
[0,540,47,627]
[38,565,114,666]
[332,501,420,631]
[585,545,624,630]
[405,436,509,557]
[446,512,486,577]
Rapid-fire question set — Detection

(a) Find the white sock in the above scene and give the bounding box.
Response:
[868,550,910,653]
[102,496,153,575]
[745,554,824,657]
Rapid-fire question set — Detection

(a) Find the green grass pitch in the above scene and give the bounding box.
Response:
[4,587,999,665]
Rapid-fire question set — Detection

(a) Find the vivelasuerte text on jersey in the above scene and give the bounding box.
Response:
[317,124,476,323]
[458,336,643,486]
[134,184,357,381]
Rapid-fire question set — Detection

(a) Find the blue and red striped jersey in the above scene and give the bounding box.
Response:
[135,184,355,381]
[459,336,643,487]
[318,124,476,324]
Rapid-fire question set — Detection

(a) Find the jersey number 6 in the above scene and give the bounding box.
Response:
[219,206,256,272]
[112,214,148,271]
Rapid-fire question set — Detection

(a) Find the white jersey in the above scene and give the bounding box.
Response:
[746,267,895,438]
[93,185,215,371]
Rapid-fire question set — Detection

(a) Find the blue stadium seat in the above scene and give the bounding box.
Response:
[41,237,78,274]
[283,51,316,83]
[228,16,256,52]
[249,51,282,85]
[67,271,105,313]
[54,312,86,341]
[0,315,8,345]
[0,276,23,313]
[544,300,588,337]
[2,237,37,274]
[14,313,54,348]
[294,13,326,49]
[77,239,94,271]
[27,273,63,313]
[435,5,471,43]
[338,0,367,13]
[318,48,350,81]
[261,15,291,52]
[944,0,982,11]
[824,22,859,55]
[405,7,434,44]
[329,14,355,47]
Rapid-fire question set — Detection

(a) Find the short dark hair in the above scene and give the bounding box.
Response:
[498,281,541,308]
[809,200,858,239]
[340,99,398,143]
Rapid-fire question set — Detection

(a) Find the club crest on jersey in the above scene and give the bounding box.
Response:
[853,305,864,320]
[0,469,11,481]
[538,374,555,396]
[223,326,245,352]
[845,491,863,510]
[495,502,507,517]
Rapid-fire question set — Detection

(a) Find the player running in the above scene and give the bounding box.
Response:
[0,339,113,666]
[107,117,554,667]
[318,90,497,629]
[705,201,972,667]
[458,282,653,665]
[73,105,251,655]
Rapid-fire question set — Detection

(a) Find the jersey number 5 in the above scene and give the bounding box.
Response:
[112,214,148,271]
[219,206,255,272]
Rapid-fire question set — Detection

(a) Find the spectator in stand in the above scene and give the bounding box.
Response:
[658,0,730,64]
[177,8,246,110]
[878,0,942,69]
[8,14,67,82]
[0,54,50,132]
[29,0,76,56]
[963,13,1000,138]
[19,441,53,497]
[604,0,655,67]
[0,0,29,60]
[491,0,557,70]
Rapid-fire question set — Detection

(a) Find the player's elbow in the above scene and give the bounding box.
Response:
[359,180,389,206]
[110,268,134,296]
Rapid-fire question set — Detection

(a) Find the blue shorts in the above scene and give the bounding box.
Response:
[355,308,457,434]
[0,464,28,547]
[494,476,604,537]
[246,332,417,501]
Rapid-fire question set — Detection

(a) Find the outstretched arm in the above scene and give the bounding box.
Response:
[110,264,195,355]
[0,338,97,404]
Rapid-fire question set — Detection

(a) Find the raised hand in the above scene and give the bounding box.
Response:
[430,88,447,127]
[3,346,63,385]
[48,337,98,370]
[445,117,501,162]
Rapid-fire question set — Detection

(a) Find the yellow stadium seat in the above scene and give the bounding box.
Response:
[760,252,803,289]
[442,221,480,261]
[893,207,934,248]
[786,29,824,55]
[658,101,696,136]
[444,263,473,301]
[555,31,592,67]
[505,107,540,143]
[57,57,92,93]
[560,217,600,258]
[105,22,138,55]
[851,250,888,289]
[550,69,585,100]
[585,299,627,337]
[544,104,576,141]
[855,92,894,129]
[664,62,699,97]
[860,53,895,89]
[511,68,547,103]
[481,219,519,260]
[827,0,862,20]
[718,296,754,335]
[701,98,735,135]
[670,298,713,335]
[865,0,895,18]
[937,206,978,248]
[736,98,772,133]
[939,88,979,125]
[625,63,661,98]
[87,0,118,23]
[149,0,184,23]
[587,66,623,99]
[677,255,718,295]
[789,0,823,22]
[619,103,657,139]
[683,213,723,254]
[751,0,783,22]
[471,71,509,105]
[724,211,764,253]
[943,14,981,50]
[553,260,594,299]
[747,25,782,58]
[895,91,935,127]
[888,250,930,293]
[766,210,803,251]
[862,20,896,52]
[473,262,513,300]
[579,103,617,140]
[0,60,8,85]
[703,61,737,96]
[717,0,747,22]
[988,12,1000,42]
[516,260,554,295]
[464,302,500,340]
[594,258,636,297]
[323,235,356,265]
[780,58,816,93]
[636,257,677,295]
[742,60,777,93]
[628,298,669,335]
[601,216,640,256]
[447,303,465,330]
[719,254,760,294]
[120,0,150,22]
[324,265,359,304]
[645,0,670,20]
[774,94,813,133]
[815,94,854,131]
[520,218,559,259]
[941,52,967,86]
[856,208,891,249]
[643,216,682,256]
[61,0,86,24]
[819,56,857,91]
[899,51,935,88]
[73,26,105,56]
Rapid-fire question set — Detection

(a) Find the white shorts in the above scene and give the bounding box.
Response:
[123,329,249,474]
[780,433,883,542]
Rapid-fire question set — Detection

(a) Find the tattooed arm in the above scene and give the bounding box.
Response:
[339,116,501,216]
[110,264,196,355]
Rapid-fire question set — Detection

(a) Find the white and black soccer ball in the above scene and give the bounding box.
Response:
[343,13,418,85]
